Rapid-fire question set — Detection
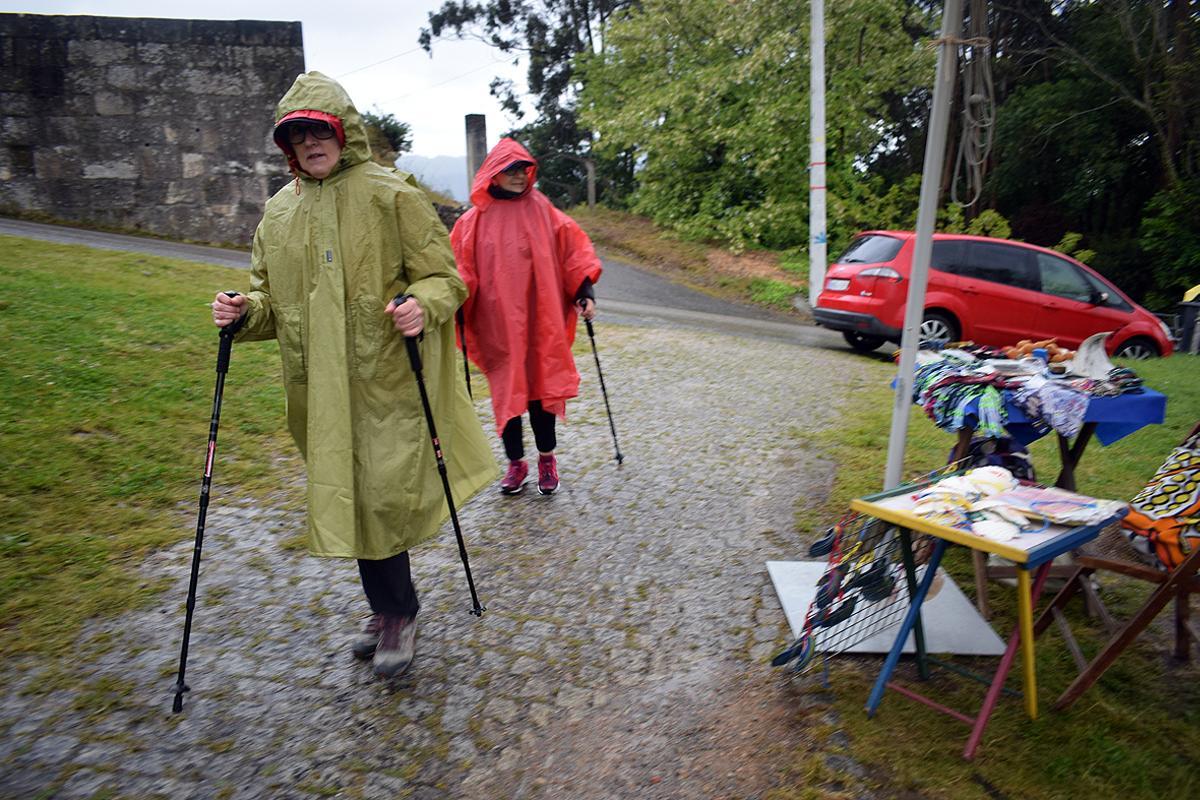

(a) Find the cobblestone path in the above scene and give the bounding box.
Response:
[1,323,879,799]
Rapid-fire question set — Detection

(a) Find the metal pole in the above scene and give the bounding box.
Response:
[585,158,596,209]
[465,114,487,195]
[808,0,827,309]
[883,0,963,490]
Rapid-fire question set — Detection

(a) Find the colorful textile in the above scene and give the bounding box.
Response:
[1010,376,1090,439]
[1121,424,1200,569]
[912,360,1010,440]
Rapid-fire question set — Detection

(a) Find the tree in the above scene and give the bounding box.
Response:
[577,0,935,250]
[419,1,637,206]
[361,111,413,166]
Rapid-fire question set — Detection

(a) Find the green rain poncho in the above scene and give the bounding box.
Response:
[235,71,497,559]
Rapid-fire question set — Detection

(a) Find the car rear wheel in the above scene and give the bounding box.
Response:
[919,311,959,344]
[1113,337,1159,360]
[843,331,886,352]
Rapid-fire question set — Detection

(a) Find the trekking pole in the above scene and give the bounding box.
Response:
[172,292,245,713]
[396,296,485,616]
[584,317,624,465]
[456,308,472,399]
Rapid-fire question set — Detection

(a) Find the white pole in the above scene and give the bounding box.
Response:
[808,0,827,309]
[883,0,963,490]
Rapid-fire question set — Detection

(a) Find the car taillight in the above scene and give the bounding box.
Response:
[860,267,902,281]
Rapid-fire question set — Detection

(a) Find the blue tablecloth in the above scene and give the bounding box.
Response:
[1001,387,1167,446]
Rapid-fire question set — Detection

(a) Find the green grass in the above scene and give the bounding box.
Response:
[748,277,800,309]
[0,236,302,658]
[797,352,1200,799]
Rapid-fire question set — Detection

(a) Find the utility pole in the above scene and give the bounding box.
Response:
[883,0,963,490]
[465,114,486,196]
[808,0,827,309]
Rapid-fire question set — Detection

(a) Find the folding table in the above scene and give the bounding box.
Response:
[851,485,1125,759]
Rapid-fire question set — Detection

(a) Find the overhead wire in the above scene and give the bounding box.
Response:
[335,45,426,80]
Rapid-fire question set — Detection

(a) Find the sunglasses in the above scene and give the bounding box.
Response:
[500,164,529,176]
[285,121,336,145]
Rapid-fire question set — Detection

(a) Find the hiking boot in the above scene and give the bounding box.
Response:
[537,453,559,495]
[499,459,528,495]
[350,613,383,660]
[372,615,417,678]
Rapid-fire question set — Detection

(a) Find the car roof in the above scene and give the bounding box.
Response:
[857,230,1084,260]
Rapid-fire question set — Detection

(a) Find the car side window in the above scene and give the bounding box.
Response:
[1077,265,1133,311]
[930,241,967,275]
[1037,254,1094,302]
[965,242,1038,290]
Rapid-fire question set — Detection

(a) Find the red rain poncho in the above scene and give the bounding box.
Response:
[451,139,603,433]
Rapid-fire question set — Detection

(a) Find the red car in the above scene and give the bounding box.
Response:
[813,231,1174,358]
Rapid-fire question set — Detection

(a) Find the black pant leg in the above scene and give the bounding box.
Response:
[501,415,524,461]
[528,400,557,454]
[357,551,419,618]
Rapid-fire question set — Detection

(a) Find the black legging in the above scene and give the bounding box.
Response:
[501,400,557,461]
[357,551,419,618]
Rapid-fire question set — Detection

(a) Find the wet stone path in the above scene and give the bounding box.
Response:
[1,323,880,799]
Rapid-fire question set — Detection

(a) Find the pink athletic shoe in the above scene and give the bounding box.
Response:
[537,453,559,495]
[499,459,528,495]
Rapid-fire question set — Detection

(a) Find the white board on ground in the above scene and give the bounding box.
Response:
[766,560,1005,656]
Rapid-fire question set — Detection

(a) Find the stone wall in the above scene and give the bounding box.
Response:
[0,14,303,247]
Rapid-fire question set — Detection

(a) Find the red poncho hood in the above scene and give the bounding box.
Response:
[469,138,539,210]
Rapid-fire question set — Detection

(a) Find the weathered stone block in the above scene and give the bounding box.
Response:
[181,153,205,179]
[83,160,137,180]
[69,39,133,66]
[94,91,133,116]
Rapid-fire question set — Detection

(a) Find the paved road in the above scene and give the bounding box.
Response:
[0,216,882,799]
[0,216,845,349]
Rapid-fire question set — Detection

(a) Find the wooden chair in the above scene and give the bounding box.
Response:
[1033,423,1200,710]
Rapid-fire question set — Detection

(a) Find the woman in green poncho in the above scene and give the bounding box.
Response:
[211,72,496,679]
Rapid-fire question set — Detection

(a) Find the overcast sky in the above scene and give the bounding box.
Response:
[2,1,530,157]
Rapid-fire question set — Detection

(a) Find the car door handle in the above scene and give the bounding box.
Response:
[961,286,979,294]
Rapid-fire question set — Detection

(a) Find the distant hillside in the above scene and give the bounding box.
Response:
[397,155,468,203]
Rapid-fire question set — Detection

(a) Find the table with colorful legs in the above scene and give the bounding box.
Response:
[849,487,1122,760]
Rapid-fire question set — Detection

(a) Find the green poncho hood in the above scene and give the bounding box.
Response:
[271,71,372,180]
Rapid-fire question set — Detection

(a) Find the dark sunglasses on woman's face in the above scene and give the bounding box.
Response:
[286,122,336,145]
[500,164,529,176]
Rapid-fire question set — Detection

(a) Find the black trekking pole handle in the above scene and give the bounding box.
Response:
[394,295,485,616]
[215,291,247,374]
[172,291,245,713]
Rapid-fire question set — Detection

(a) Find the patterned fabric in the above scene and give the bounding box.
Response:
[1011,376,1091,439]
[1121,424,1200,569]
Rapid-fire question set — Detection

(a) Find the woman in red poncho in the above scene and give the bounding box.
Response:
[451,139,603,496]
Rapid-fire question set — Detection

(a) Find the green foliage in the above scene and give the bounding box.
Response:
[965,209,1012,239]
[1054,231,1096,266]
[361,110,413,163]
[578,0,935,250]
[1139,179,1200,308]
